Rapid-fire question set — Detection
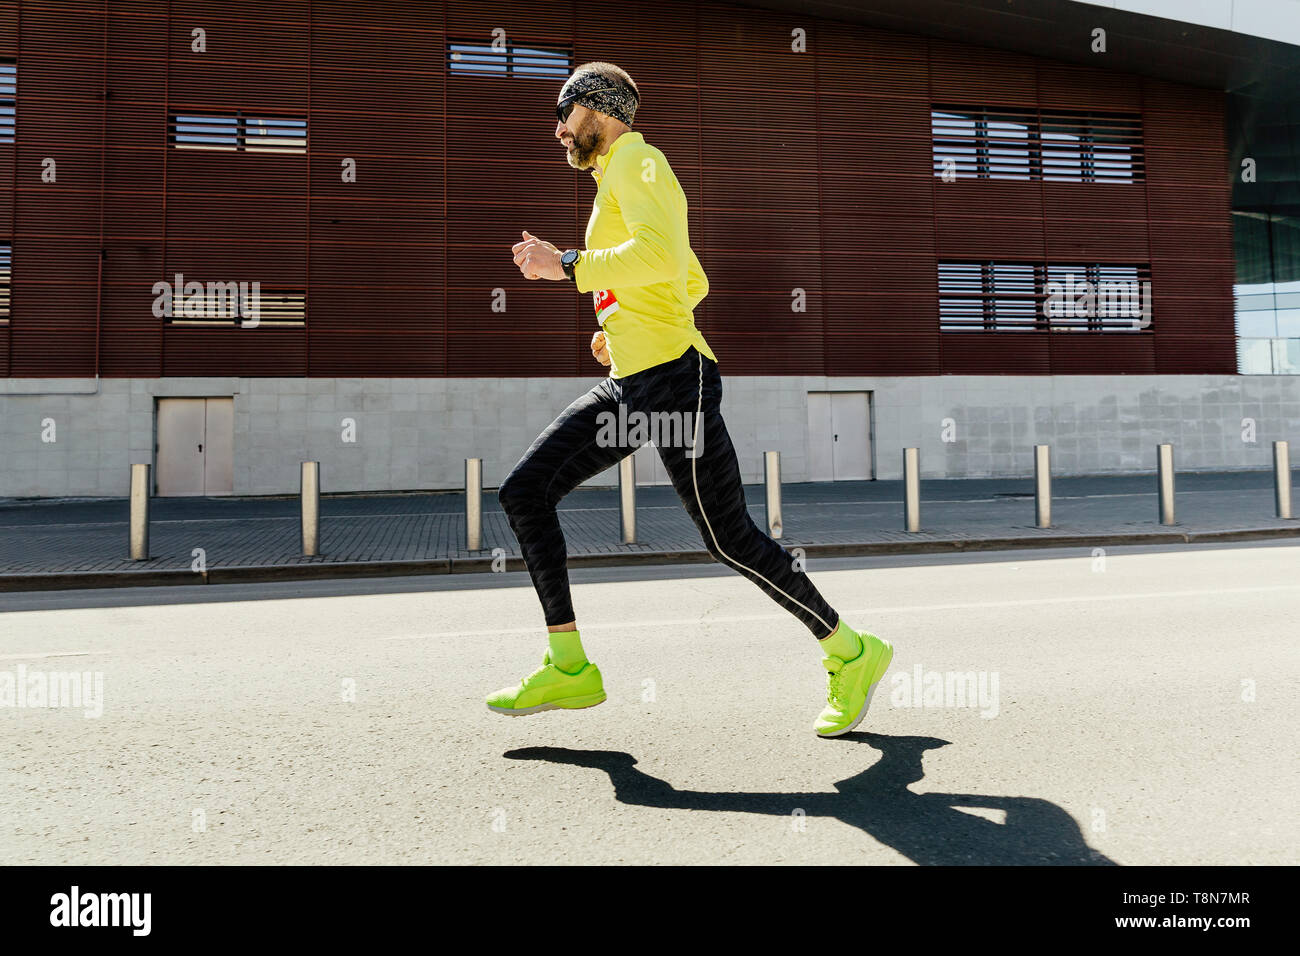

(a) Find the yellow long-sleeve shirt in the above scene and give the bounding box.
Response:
[573,130,717,378]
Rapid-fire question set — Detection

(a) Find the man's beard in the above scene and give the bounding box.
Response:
[565,114,605,170]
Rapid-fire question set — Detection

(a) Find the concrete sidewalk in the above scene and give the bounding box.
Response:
[0,470,1296,591]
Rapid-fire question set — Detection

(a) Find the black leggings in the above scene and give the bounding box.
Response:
[498,346,841,639]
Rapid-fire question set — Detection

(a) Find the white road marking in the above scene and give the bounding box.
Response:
[380,582,1300,642]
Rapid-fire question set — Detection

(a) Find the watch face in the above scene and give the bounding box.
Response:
[563,250,579,266]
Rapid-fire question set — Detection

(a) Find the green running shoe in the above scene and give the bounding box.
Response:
[486,650,607,716]
[814,630,894,737]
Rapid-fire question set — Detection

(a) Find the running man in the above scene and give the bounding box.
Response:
[494,62,892,737]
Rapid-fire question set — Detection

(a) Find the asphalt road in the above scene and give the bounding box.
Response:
[1,541,1295,865]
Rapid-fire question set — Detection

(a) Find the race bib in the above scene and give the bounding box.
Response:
[593,288,620,326]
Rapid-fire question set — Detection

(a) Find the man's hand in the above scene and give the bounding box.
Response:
[590,330,611,367]
[512,230,565,281]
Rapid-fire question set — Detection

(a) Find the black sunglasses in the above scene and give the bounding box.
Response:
[555,86,622,124]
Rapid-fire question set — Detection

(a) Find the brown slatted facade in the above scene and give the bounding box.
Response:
[0,0,1235,379]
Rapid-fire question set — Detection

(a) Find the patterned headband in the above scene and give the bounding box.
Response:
[556,70,639,126]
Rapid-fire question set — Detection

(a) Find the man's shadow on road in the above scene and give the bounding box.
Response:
[506,732,1116,865]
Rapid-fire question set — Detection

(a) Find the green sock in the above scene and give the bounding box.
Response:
[547,629,588,672]
[821,619,862,660]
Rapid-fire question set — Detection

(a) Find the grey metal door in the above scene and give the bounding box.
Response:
[202,398,234,495]
[156,397,234,496]
[807,391,873,481]
[830,391,871,480]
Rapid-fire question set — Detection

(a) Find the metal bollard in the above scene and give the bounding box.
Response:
[1275,440,1292,519]
[903,447,920,532]
[301,461,320,556]
[764,450,783,538]
[1157,443,1175,525]
[465,458,482,551]
[619,455,636,544]
[129,463,150,560]
[1034,444,1052,529]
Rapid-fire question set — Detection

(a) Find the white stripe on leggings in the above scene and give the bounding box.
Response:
[688,351,836,635]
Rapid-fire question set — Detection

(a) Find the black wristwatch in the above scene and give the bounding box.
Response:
[560,248,581,282]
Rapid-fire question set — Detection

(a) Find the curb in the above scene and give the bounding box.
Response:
[2,524,1296,592]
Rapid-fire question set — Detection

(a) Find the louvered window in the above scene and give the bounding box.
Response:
[447,40,571,78]
[0,61,14,143]
[940,261,1152,331]
[932,106,1144,183]
[171,113,307,153]
[0,242,10,324]
[165,285,305,327]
